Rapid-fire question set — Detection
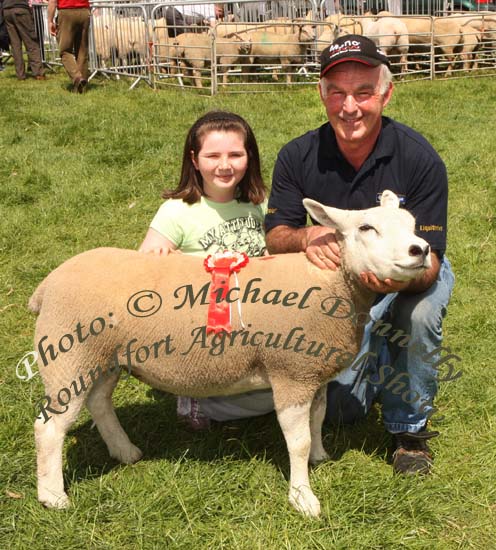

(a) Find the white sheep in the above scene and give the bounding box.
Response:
[361,17,410,74]
[91,9,119,68]
[244,25,315,84]
[315,26,338,54]
[216,18,315,38]
[400,16,464,76]
[327,15,409,73]
[30,191,430,517]
[151,17,172,73]
[449,14,496,70]
[171,31,251,88]
[113,16,150,67]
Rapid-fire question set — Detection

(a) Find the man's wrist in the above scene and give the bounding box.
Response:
[300,227,311,251]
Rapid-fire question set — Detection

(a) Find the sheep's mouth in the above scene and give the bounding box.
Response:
[394,262,427,271]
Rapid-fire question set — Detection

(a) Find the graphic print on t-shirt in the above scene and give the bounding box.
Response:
[198,214,266,256]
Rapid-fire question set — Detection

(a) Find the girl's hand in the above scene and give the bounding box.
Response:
[138,228,177,256]
[139,247,170,256]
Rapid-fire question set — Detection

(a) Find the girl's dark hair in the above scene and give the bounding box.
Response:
[161,111,266,205]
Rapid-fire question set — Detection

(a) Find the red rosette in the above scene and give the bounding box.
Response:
[204,251,249,334]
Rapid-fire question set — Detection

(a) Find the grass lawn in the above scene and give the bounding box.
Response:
[0,67,495,549]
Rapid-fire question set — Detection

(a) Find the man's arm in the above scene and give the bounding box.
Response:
[47,0,57,36]
[266,224,341,270]
[266,138,342,270]
[265,225,307,254]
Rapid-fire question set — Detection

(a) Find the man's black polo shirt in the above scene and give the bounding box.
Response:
[266,117,447,255]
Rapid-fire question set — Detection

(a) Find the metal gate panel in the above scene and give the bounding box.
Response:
[90,4,153,88]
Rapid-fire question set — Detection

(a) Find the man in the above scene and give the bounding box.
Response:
[2,0,45,80]
[265,35,455,475]
[165,3,223,38]
[0,0,9,71]
[47,0,89,93]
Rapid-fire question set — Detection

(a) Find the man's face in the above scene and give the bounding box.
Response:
[319,62,393,150]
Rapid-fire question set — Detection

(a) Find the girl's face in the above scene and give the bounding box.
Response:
[192,130,248,202]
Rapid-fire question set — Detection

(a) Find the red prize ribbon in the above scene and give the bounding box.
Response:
[204,251,249,334]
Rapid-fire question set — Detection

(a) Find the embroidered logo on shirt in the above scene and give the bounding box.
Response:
[376,192,406,206]
[420,225,443,232]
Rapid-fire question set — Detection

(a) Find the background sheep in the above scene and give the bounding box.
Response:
[325,15,409,74]
[361,17,410,74]
[171,31,250,88]
[450,14,496,70]
[216,18,315,38]
[243,24,315,84]
[400,16,464,76]
[30,192,430,517]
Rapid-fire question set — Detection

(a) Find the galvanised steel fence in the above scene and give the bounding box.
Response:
[29,0,496,93]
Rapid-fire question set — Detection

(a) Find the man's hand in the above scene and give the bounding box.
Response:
[47,0,57,36]
[359,252,441,294]
[305,226,341,270]
[359,272,410,294]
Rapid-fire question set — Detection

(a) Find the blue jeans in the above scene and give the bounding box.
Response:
[325,256,455,434]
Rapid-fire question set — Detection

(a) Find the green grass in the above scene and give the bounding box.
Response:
[1,66,496,549]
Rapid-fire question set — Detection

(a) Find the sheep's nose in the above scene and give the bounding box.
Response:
[409,244,430,258]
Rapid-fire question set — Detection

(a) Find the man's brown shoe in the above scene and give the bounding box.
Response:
[392,429,439,475]
[35,75,46,80]
[72,77,87,93]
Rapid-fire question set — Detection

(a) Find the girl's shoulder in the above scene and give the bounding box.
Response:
[258,198,268,216]
[233,198,268,219]
[157,197,268,219]
[156,198,202,215]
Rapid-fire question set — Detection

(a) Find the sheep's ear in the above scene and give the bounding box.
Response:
[380,190,400,208]
[303,198,350,232]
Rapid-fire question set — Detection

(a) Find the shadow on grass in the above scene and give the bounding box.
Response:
[65,389,392,487]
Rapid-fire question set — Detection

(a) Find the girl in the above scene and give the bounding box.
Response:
[139,111,274,429]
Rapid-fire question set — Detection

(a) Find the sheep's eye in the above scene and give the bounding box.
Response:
[359,224,376,232]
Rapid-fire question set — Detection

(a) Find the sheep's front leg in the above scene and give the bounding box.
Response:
[281,58,293,84]
[192,67,203,89]
[309,385,330,465]
[86,371,142,464]
[218,58,228,88]
[275,397,321,517]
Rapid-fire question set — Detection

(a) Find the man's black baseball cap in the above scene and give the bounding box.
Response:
[320,34,391,77]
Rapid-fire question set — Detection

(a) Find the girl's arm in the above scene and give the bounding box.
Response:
[138,228,178,256]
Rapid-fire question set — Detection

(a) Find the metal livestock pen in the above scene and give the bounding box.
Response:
[30,0,496,93]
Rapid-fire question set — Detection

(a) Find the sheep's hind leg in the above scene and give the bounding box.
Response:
[35,387,87,508]
[309,385,330,465]
[274,386,321,517]
[86,371,143,465]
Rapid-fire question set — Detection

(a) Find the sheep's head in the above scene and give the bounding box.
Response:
[238,39,252,55]
[303,191,432,282]
[297,23,316,42]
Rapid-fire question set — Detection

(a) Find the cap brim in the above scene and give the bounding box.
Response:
[320,56,383,78]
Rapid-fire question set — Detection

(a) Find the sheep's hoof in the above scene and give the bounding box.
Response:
[289,485,321,518]
[309,449,330,466]
[39,491,70,509]
[110,443,143,465]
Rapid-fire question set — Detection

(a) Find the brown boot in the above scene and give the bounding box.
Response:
[392,429,439,475]
[72,77,87,94]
